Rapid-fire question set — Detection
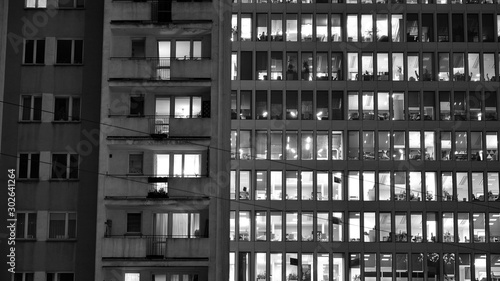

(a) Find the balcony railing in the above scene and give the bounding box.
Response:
[102,235,209,259]
[108,57,211,81]
[147,235,167,258]
[148,115,210,137]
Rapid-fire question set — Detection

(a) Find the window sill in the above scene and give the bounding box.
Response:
[22,63,45,66]
[124,233,143,237]
[19,120,42,123]
[47,238,77,242]
[57,7,86,10]
[15,238,36,241]
[49,178,79,182]
[51,121,81,123]
[53,63,84,66]
[127,115,145,118]
[126,173,145,177]
[16,178,40,182]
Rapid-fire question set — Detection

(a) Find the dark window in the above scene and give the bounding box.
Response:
[129,154,143,174]
[19,153,40,179]
[14,273,34,281]
[332,91,344,120]
[130,96,144,115]
[131,39,146,58]
[51,154,78,179]
[240,51,253,80]
[58,0,84,8]
[21,96,42,121]
[437,14,449,42]
[56,39,83,64]
[127,213,142,233]
[452,14,464,42]
[24,39,45,64]
[16,213,37,238]
[54,97,80,121]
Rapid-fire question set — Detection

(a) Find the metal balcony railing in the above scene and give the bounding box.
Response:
[147,235,167,257]
[109,57,210,81]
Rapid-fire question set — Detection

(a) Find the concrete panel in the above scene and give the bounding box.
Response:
[171,59,211,79]
[169,118,211,137]
[104,176,150,198]
[110,1,151,22]
[166,238,209,258]
[108,58,156,79]
[168,177,213,197]
[102,237,146,258]
[106,117,151,137]
[171,1,213,21]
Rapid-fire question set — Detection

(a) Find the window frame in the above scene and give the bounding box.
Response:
[55,39,84,65]
[23,39,45,64]
[51,153,79,179]
[53,96,81,122]
[57,0,84,8]
[14,273,35,281]
[128,153,144,174]
[18,153,40,179]
[16,212,37,239]
[46,272,75,281]
[20,95,42,122]
[126,212,142,234]
[48,212,76,239]
[25,0,47,8]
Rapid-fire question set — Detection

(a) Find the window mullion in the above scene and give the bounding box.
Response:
[65,213,69,238]
[66,154,70,179]
[29,97,34,121]
[27,154,32,178]
[71,40,75,64]
[68,97,73,121]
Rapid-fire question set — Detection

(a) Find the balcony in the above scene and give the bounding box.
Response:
[167,177,212,197]
[110,1,151,22]
[110,0,212,24]
[108,58,211,81]
[104,176,211,199]
[171,1,213,22]
[148,115,211,138]
[102,236,209,259]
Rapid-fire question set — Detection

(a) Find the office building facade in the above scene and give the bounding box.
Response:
[0,1,103,281]
[95,1,230,281]
[229,1,500,281]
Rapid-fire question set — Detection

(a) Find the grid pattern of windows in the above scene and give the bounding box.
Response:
[231,2,500,281]
[230,170,499,202]
[232,51,500,81]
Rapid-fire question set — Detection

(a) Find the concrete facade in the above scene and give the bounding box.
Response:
[95,1,231,281]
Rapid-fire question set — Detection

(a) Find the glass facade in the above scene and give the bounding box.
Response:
[230,2,500,281]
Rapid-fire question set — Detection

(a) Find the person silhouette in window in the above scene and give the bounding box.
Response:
[240,187,250,199]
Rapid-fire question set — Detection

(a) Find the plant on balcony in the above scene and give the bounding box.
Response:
[257,271,267,281]
[147,188,169,198]
[426,191,434,201]
[288,273,298,281]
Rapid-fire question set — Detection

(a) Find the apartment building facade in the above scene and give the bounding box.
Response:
[229,1,500,281]
[95,1,231,281]
[0,0,103,281]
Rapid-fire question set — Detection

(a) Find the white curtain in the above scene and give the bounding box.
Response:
[173,154,183,176]
[153,213,168,236]
[155,155,170,177]
[190,213,200,237]
[172,213,188,238]
[184,154,201,176]
[170,275,179,281]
